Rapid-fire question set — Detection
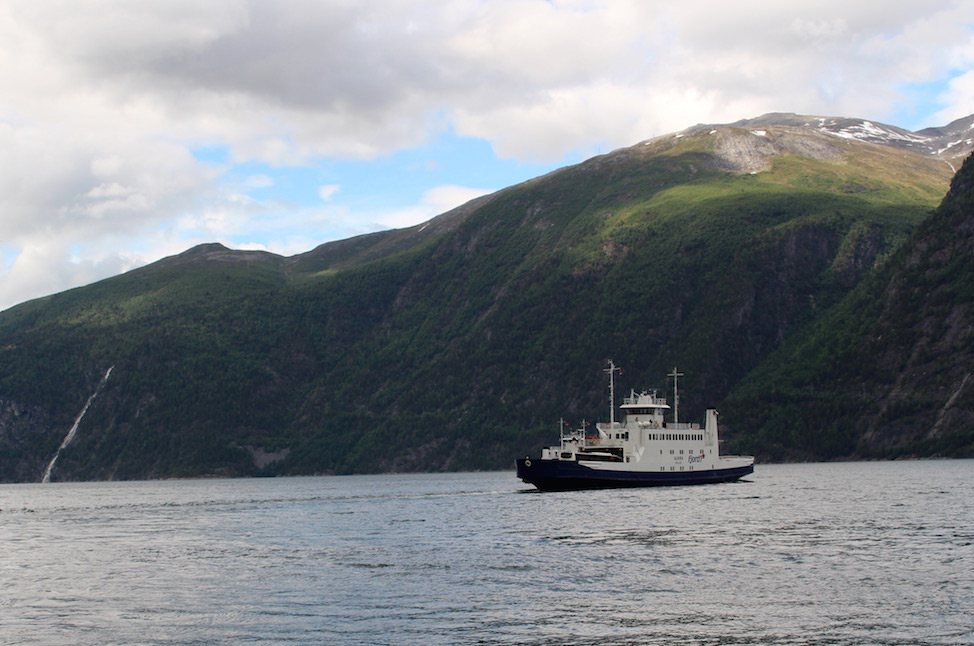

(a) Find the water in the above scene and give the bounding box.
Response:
[1,461,971,645]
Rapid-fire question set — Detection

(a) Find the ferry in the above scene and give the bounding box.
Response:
[516,361,754,491]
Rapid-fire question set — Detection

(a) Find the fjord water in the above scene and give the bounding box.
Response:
[1,462,971,645]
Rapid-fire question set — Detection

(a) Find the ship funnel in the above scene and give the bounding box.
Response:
[705,409,719,452]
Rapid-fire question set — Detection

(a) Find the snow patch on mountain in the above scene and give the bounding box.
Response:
[821,120,930,145]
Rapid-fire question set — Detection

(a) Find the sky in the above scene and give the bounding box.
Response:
[1,0,973,311]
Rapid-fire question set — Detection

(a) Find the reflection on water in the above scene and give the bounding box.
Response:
[1,461,972,645]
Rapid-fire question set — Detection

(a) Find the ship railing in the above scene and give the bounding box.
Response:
[622,393,667,406]
[664,422,701,430]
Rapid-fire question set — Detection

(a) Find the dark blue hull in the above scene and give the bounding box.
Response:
[516,458,753,491]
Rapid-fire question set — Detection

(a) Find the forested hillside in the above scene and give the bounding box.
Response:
[0,113,966,482]
[724,152,974,460]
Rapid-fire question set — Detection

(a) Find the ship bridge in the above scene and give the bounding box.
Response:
[620,390,670,415]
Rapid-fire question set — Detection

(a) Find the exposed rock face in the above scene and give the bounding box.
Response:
[711,127,845,173]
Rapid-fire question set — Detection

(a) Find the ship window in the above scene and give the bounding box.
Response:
[680,449,684,454]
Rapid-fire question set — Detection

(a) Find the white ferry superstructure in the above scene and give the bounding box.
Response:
[516,361,754,491]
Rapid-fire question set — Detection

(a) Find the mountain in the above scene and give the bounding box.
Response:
[723,150,974,460]
[0,112,967,482]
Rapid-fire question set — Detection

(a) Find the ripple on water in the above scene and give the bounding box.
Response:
[0,463,972,645]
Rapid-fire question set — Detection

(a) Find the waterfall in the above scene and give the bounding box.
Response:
[41,366,114,483]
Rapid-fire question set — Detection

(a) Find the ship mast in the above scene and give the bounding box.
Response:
[604,360,620,429]
[669,366,683,424]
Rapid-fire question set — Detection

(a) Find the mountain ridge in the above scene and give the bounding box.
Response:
[680,112,973,168]
[67,111,965,286]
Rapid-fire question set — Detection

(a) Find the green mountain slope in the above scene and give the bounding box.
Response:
[0,116,960,481]
[724,152,974,460]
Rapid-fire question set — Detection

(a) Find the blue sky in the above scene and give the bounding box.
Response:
[0,0,972,310]
[194,131,582,248]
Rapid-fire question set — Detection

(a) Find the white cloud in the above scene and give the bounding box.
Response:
[8,0,966,164]
[374,185,493,229]
[0,0,972,309]
[244,174,274,190]
[318,184,340,201]
[934,70,974,125]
